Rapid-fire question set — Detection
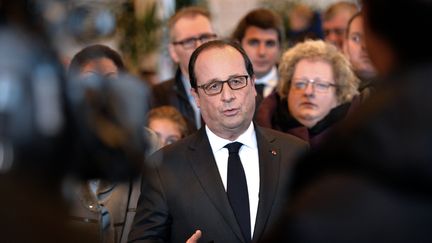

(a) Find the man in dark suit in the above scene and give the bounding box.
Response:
[128,40,307,243]
[151,6,217,132]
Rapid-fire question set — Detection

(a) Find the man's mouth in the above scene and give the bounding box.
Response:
[223,108,239,116]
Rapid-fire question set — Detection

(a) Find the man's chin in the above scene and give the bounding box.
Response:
[254,68,271,78]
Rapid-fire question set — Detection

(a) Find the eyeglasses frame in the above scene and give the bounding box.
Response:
[196,75,250,96]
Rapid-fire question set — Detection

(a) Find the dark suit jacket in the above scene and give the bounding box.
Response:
[151,68,198,133]
[128,125,308,243]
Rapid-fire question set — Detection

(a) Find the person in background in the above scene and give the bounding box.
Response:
[287,3,324,47]
[128,40,307,243]
[343,12,377,96]
[147,105,190,147]
[256,40,359,149]
[263,0,432,242]
[231,8,284,98]
[151,6,217,132]
[322,1,358,50]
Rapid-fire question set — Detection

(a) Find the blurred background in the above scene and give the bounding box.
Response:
[35,0,358,85]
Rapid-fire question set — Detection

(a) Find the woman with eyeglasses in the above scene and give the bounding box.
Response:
[256,39,360,149]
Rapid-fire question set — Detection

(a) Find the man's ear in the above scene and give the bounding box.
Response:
[191,88,200,108]
[169,44,180,63]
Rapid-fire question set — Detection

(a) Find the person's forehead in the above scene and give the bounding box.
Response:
[199,45,241,60]
[349,16,363,33]
[196,46,245,78]
[243,26,279,40]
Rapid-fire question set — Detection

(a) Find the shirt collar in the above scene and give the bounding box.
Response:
[255,66,278,87]
[206,122,257,153]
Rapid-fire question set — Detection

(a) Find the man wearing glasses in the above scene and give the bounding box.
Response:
[128,40,307,243]
[151,6,217,133]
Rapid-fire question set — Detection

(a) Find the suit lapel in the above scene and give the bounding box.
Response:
[252,126,280,241]
[187,128,245,243]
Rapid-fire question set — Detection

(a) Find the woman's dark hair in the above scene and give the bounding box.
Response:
[188,39,254,90]
[68,44,125,78]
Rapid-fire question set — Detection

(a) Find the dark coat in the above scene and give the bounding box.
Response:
[128,125,308,243]
[263,64,432,243]
[256,92,360,149]
[151,69,198,133]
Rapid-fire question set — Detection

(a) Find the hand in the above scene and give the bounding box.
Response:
[186,230,202,243]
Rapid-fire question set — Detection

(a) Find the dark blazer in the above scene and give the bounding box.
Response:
[128,125,308,243]
[151,68,198,133]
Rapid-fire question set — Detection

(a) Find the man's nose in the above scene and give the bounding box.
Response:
[257,42,267,55]
[220,82,235,101]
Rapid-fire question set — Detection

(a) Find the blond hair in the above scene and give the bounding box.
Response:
[278,39,359,104]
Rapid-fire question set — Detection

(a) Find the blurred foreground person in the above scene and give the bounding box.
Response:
[264,0,432,242]
[0,1,94,242]
[67,44,152,243]
[0,6,97,243]
[0,2,150,242]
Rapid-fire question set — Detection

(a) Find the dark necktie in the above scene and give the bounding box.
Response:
[255,84,265,97]
[225,142,251,242]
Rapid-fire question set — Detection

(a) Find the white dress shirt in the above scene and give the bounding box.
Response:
[206,123,260,238]
[255,66,278,98]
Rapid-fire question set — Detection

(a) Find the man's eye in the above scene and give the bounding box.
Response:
[265,40,277,48]
[351,35,361,43]
[230,79,242,84]
[247,39,260,46]
[207,82,220,90]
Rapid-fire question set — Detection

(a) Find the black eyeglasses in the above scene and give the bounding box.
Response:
[197,75,249,96]
[291,78,338,93]
[172,33,218,50]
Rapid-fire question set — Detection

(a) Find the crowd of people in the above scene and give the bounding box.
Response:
[1,0,432,242]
